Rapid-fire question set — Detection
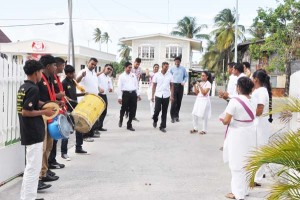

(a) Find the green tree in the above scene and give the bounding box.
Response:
[212,8,245,62]
[118,44,131,62]
[102,32,111,53]
[249,0,300,95]
[93,28,102,51]
[170,16,209,40]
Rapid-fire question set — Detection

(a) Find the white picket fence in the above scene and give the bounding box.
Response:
[0,53,25,184]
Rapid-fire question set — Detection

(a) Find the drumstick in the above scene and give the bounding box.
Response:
[64,97,75,111]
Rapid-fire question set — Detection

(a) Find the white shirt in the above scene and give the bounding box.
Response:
[131,67,143,81]
[228,73,246,99]
[227,74,238,97]
[252,87,269,114]
[117,72,140,99]
[98,73,113,95]
[197,81,211,97]
[76,68,98,94]
[153,71,173,98]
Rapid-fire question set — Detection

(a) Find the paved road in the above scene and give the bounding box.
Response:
[0,94,284,200]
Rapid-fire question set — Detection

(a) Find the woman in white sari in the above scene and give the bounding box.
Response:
[190,71,212,135]
[252,69,272,186]
[220,77,257,200]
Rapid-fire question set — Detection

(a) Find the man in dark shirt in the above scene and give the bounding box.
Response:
[17,60,54,200]
[37,55,60,182]
[48,57,68,165]
[62,65,88,154]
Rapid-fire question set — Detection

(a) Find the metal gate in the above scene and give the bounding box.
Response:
[0,53,25,184]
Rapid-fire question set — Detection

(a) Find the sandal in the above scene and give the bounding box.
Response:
[199,131,207,135]
[190,129,198,134]
[225,192,236,199]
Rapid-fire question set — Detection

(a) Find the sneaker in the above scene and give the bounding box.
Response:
[50,161,65,169]
[61,154,71,161]
[84,138,94,142]
[37,180,51,191]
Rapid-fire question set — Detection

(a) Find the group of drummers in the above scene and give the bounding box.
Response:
[17,55,112,200]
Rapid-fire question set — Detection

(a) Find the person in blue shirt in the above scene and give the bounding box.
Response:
[169,57,188,123]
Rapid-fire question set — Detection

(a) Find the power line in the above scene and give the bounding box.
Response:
[0,22,64,27]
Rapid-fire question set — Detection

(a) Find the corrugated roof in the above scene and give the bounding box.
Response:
[0,29,11,43]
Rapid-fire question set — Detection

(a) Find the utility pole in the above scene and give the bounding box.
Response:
[68,0,75,66]
[234,0,238,63]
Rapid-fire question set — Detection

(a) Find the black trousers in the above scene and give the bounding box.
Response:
[75,131,83,150]
[170,83,184,119]
[153,96,170,129]
[98,94,108,129]
[120,91,137,128]
[48,140,58,164]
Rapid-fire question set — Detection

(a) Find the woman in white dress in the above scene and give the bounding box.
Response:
[190,71,212,135]
[252,69,272,186]
[147,64,159,116]
[220,77,257,200]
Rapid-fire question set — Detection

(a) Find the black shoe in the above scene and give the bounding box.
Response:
[36,198,45,200]
[133,117,139,122]
[93,130,101,136]
[153,121,157,128]
[41,174,59,182]
[90,134,100,138]
[160,128,166,133]
[175,118,180,122]
[119,121,122,127]
[127,127,135,131]
[75,149,87,154]
[37,180,51,191]
[171,118,175,123]
[47,169,56,176]
[99,128,107,131]
[49,161,65,169]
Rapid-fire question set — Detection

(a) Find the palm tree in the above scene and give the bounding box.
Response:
[245,97,300,200]
[211,8,245,61]
[170,16,209,40]
[93,28,102,51]
[201,40,226,73]
[248,22,266,39]
[102,32,111,53]
[118,44,131,62]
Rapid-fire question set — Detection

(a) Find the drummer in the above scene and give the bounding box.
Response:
[62,65,88,154]
[48,57,68,165]
[37,55,60,183]
[76,57,100,142]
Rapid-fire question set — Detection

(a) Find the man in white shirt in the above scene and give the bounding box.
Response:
[98,64,113,132]
[117,62,141,131]
[76,57,100,141]
[129,57,142,121]
[152,62,174,132]
[219,62,245,100]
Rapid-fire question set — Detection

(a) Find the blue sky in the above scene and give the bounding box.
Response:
[0,0,280,61]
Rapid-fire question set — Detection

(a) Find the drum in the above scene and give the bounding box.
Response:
[48,114,73,140]
[41,101,60,120]
[71,94,106,133]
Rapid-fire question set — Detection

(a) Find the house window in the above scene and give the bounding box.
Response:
[138,45,154,59]
[166,46,182,59]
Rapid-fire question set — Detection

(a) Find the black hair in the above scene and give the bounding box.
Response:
[202,71,213,83]
[153,64,159,68]
[54,57,65,65]
[135,58,141,63]
[104,64,113,68]
[64,65,75,74]
[89,57,98,63]
[124,62,132,68]
[174,56,181,62]
[243,62,251,69]
[23,60,43,75]
[234,63,244,74]
[237,76,254,95]
[252,69,273,122]
[228,62,235,68]
[39,54,56,68]
[162,62,169,66]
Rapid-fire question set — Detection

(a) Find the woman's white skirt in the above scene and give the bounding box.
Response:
[192,97,211,119]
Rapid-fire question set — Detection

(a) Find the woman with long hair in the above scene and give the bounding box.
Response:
[190,71,212,135]
[220,77,257,200]
[251,69,272,186]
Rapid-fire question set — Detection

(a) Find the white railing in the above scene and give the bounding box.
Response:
[0,53,26,184]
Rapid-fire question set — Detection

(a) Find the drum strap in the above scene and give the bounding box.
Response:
[53,74,67,112]
[42,74,56,101]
